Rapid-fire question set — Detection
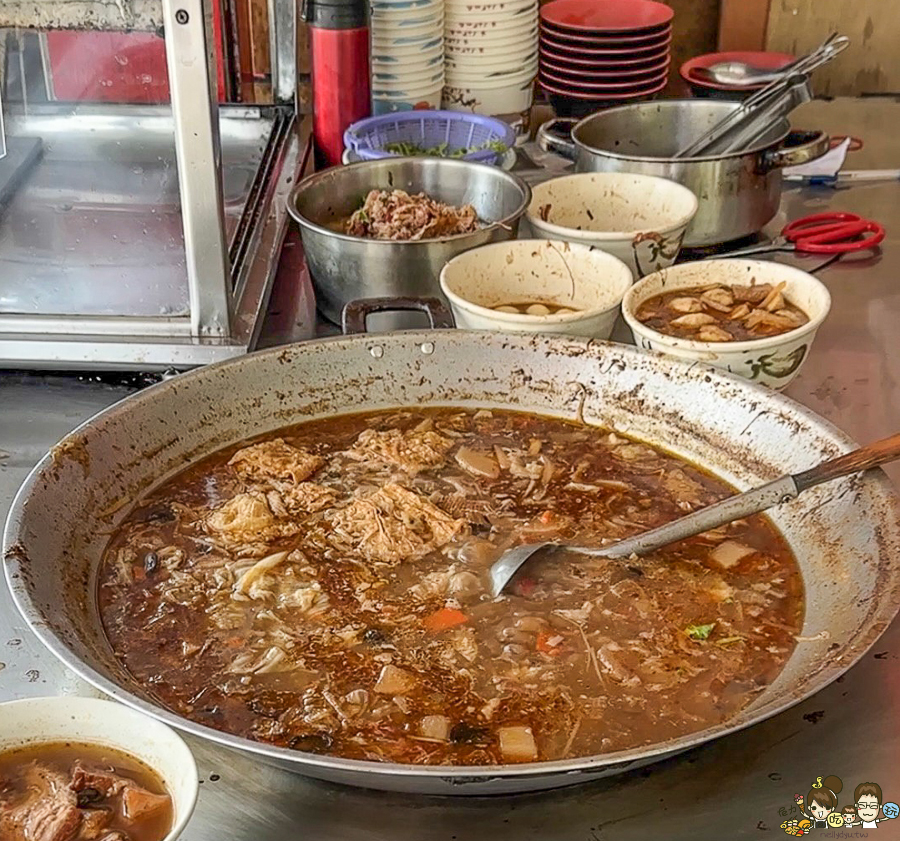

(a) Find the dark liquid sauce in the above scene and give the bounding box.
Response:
[99,408,803,766]
[0,742,173,841]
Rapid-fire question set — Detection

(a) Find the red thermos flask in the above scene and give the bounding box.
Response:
[303,0,371,169]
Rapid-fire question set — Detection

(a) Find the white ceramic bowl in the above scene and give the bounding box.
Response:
[445,27,537,48]
[440,238,633,338]
[373,89,443,114]
[370,21,444,41]
[446,57,538,82]
[446,0,535,17]
[444,33,537,57]
[621,259,832,390]
[372,9,443,26]
[371,37,443,57]
[443,74,535,114]
[373,56,444,75]
[372,68,445,88]
[526,172,698,278]
[0,696,198,841]
[446,16,536,35]
[445,6,537,27]
[445,50,538,73]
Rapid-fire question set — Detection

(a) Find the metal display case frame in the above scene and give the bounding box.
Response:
[0,0,305,369]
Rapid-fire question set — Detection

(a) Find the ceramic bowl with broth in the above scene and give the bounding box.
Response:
[0,696,198,841]
[621,259,831,389]
[526,172,698,278]
[439,238,633,336]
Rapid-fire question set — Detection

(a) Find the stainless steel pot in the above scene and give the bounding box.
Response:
[5,317,900,795]
[537,100,830,247]
[286,158,531,330]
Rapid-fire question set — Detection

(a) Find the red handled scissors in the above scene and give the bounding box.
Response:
[724,212,886,257]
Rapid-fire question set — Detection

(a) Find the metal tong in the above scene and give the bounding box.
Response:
[674,34,850,159]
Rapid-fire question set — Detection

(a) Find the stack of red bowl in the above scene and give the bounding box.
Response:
[539,0,673,117]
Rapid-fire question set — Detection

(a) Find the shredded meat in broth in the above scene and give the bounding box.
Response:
[99,409,803,766]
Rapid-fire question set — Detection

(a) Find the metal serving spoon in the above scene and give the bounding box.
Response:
[489,431,900,597]
[693,56,805,87]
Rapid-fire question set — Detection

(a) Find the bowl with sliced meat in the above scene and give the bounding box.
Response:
[621,259,831,389]
[287,157,531,330]
[0,696,197,841]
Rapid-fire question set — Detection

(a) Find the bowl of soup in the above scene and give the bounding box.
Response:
[440,238,634,337]
[621,258,832,389]
[0,696,198,841]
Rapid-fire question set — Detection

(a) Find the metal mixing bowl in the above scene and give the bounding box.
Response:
[287,157,531,330]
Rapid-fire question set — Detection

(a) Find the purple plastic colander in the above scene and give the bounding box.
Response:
[343,110,516,165]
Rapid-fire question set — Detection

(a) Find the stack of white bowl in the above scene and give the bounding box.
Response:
[442,0,539,133]
[371,0,446,114]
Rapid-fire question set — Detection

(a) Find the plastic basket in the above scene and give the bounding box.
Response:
[343,110,516,165]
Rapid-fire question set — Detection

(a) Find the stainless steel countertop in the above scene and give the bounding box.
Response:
[2,98,899,839]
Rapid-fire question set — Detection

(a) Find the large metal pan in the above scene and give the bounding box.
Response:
[5,324,900,795]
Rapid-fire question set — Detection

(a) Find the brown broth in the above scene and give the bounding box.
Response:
[98,408,803,766]
[0,742,173,841]
[636,282,809,342]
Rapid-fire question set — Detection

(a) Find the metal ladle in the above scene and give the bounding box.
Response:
[489,431,900,597]
[692,59,802,88]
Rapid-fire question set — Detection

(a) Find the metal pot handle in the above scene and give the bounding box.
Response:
[761,129,831,171]
[341,297,456,334]
[537,118,578,161]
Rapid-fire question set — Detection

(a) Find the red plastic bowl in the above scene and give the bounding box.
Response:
[539,67,667,91]
[540,21,671,45]
[540,73,667,99]
[540,54,670,80]
[540,31,671,58]
[680,50,795,92]
[540,0,673,32]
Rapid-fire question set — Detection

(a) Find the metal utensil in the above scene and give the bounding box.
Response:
[717,211,886,258]
[693,74,813,156]
[692,56,803,87]
[675,34,850,159]
[490,431,900,597]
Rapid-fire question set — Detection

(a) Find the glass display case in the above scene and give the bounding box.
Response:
[0,0,305,368]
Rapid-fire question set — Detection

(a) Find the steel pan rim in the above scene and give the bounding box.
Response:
[5,331,900,788]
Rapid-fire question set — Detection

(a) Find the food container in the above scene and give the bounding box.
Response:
[621,258,832,389]
[0,696,198,841]
[286,157,531,328]
[537,100,830,247]
[439,238,633,336]
[526,172,697,276]
[443,77,535,115]
[6,329,900,794]
[372,91,443,114]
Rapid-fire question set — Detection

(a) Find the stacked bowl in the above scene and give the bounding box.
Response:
[371,0,446,114]
[442,0,539,137]
[539,0,673,117]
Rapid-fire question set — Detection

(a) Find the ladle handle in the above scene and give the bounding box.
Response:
[793,432,900,492]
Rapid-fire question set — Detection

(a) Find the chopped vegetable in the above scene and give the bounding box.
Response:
[374,664,417,695]
[710,540,756,569]
[685,623,716,641]
[536,631,565,655]
[498,725,538,762]
[423,606,468,632]
[716,635,746,647]
[419,715,451,741]
[455,446,500,479]
[383,139,507,159]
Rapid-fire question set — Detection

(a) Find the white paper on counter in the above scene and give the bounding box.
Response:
[783,136,851,178]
